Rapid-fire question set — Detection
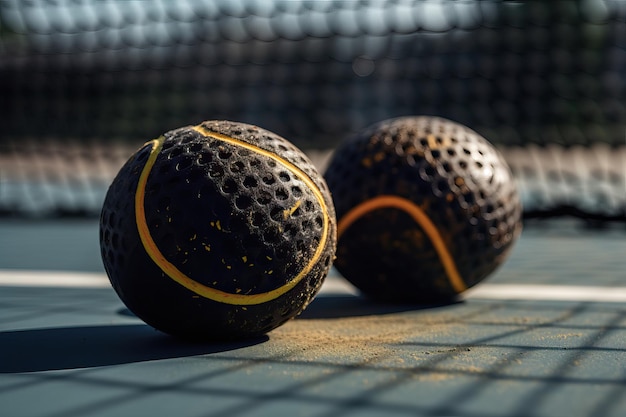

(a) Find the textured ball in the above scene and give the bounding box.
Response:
[324,116,522,303]
[100,121,336,340]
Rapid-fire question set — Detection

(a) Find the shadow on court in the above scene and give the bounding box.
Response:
[116,295,459,321]
[299,294,461,319]
[0,324,267,373]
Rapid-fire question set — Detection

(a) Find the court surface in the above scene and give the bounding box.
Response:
[1,219,625,417]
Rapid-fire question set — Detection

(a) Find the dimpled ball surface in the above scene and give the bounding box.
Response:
[324,116,522,303]
[100,121,336,340]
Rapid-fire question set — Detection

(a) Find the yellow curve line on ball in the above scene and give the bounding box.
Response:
[336,195,467,294]
[135,128,331,306]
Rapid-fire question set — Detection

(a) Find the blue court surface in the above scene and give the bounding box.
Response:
[1,219,625,417]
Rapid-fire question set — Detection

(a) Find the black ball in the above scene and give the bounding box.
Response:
[324,116,522,303]
[100,121,336,340]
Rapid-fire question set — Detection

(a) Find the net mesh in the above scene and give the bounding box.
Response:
[0,0,625,221]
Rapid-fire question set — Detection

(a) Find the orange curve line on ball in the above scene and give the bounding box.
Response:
[336,195,467,294]
[134,127,331,306]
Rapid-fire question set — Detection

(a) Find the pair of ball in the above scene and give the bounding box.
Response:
[100,117,522,341]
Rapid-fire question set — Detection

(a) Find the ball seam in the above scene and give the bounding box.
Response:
[134,129,332,306]
[336,195,467,294]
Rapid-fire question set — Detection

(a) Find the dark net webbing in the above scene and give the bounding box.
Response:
[0,1,625,220]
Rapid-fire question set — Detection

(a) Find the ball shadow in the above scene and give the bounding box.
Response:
[0,324,267,373]
[299,293,463,319]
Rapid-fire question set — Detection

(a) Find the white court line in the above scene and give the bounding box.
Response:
[463,284,626,303]
[1,270,626,303]
[0,270,110,288]
[323,278,626,303]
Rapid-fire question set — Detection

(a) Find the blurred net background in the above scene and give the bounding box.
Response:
[0,0,624,222]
